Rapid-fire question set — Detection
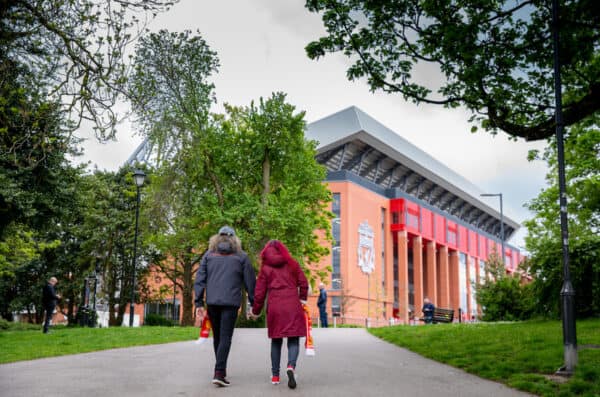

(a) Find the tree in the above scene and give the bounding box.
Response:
[524,115,600,317]
[1,0,177,140]
[474,252,536,321]
[78,167,156,326]
[128,29,220,325]
[305,0,600,140]
[219,93,333,272]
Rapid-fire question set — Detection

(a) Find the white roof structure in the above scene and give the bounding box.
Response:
[306,106,520,241]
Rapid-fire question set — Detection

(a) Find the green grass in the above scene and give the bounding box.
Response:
[0,326,197,364]
[369,318,600,397]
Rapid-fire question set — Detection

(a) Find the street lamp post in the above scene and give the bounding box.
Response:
[552,0,577,374]
[480,193,505,264]
[129,169,146,327]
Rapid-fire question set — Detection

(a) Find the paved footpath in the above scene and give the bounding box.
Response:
[1,328,533,397]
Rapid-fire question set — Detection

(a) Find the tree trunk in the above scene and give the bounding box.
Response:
[262,152,270,208]
[181,257,194,326]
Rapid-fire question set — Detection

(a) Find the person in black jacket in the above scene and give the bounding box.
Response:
[317,283,328,328]
[194,226,256,387]
[42,277,60,333]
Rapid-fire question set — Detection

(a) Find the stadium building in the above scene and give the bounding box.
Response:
[304,106,522,326]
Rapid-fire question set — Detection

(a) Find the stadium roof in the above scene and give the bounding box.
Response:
[306,106,520,240]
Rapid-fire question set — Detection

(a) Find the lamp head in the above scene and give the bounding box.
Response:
[133,169,146,187]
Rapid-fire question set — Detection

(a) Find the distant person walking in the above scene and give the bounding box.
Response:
[42,277,60,333]
[251,240,309,389]
[194,226,256,387]
[317,282,328,328]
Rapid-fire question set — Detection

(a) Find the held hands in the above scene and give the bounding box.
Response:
[246,307,259,320]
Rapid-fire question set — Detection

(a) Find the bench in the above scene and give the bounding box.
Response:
[420,307,454,324]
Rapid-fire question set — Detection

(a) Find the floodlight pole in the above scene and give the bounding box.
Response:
[552,0,577,374]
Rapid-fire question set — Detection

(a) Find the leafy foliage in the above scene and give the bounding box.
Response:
[0,0,177,139]
[474,253,536,321]
[305,0,600,140]
[524,115,600,318]
[143,313,175,326]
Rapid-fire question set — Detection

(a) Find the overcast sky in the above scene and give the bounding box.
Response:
[75,0,550,250]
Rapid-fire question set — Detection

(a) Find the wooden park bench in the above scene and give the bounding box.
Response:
[420,307,454,324]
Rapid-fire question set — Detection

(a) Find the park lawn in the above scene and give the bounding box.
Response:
[0,326,197,364]
[369,318,600,397]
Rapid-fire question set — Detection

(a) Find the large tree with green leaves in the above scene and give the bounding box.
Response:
[524,116,600,317]
[305,0,599,140]
[128,29,220,325]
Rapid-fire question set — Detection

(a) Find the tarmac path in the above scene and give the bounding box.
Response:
[1,328,533,397]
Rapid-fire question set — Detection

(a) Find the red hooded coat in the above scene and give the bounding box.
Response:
[252,241,309,338]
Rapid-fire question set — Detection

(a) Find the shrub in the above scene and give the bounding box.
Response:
[475,254,536,321]
[0,318,42,331]
[143,314,175,326]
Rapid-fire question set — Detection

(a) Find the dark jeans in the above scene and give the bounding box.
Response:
[319,308,328,328]
[271,337,299,376]
[207,305,238,372]
[43,304,55,333]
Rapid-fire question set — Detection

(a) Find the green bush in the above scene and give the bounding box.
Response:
[0,318,42,331]
[475,254,536,321]
[143,314,175,326]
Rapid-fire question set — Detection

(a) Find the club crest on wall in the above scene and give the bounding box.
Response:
[357,220,375,274]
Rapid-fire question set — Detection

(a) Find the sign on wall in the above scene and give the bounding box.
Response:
[357,220,375,274]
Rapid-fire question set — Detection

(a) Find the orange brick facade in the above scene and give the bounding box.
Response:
[304,179,523,326]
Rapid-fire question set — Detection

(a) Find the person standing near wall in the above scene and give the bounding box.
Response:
[194,226,256,387]
[42,277,60,334]
[317,282,328,328]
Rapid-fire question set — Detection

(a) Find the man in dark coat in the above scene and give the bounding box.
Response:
[317,283,328,328]
[42,277,60,333]
[194,226,256,387]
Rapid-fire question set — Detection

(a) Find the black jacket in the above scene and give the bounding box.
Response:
[194,243,256,308]
[317,288,327,309]
[42,283,59,307]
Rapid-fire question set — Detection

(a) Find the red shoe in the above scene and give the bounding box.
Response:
[271,375,280,385]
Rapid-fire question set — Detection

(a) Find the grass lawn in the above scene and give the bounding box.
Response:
[0,326,197,364]
[369,318,600,397]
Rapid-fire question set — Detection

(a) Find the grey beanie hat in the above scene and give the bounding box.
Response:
[218,225,235,236]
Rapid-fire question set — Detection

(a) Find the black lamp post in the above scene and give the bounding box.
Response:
[129,169,146,327]
[551,0,577,374]
[480,193,505,264]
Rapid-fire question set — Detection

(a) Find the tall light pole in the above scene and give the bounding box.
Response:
[552,0,576,374]
[480,193,505,264]
[129,169,146,327]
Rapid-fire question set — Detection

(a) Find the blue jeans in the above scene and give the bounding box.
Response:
[319,308,328,328]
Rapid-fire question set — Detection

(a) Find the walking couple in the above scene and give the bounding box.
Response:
[194,226,309,389]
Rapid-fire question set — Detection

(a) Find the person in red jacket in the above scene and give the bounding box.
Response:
[251,240,309,389]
